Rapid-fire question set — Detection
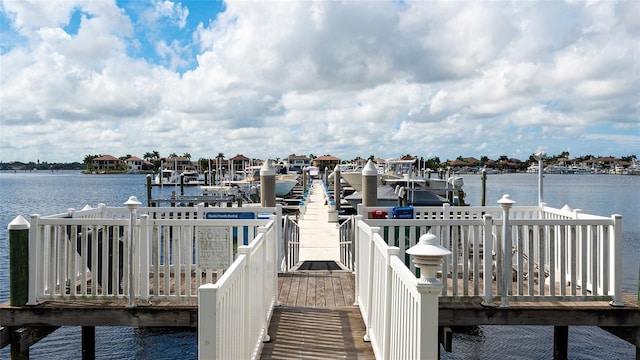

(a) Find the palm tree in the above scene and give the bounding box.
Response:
[198,158,210,171]
[83,154,98,171]
[143,151,159,161]
[182,152,191,159]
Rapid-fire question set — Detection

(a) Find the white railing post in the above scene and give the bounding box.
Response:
[275,205,284,273]
[238,245,252,360]
[482,214,494,306]
[269,215,280,304]
[364,226,381,342]
[125,196,142,308]
[98,203,107,217]
[354,215,363,306]
[258,225,272,343]
[139,214,149,302]
[497,195,516,308]
[610,214,623,306]
[198,283,218,360]
[382,246,399,359]
[407,233,451,360]
[28,214,40,305]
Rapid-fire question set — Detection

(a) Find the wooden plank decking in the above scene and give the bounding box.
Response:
[259,269,375,359]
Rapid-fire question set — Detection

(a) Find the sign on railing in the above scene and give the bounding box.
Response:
[197,227,231,269]
[26,204,282,304]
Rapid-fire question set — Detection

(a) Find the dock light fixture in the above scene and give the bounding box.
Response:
[406,233,451,286]
[125,196,141,308]
[406,233,451,359]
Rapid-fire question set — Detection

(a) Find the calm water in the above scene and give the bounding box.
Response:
[0,171,638,359]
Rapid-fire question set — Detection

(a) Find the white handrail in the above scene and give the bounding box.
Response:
[27,205,281,303]
[355,205,623,305]
[357,220,443,359]
[198,219,278,360]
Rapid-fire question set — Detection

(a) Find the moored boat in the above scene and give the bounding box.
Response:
[153,169,180,185]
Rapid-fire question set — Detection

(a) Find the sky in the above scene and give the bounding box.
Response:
[0,0,638,164]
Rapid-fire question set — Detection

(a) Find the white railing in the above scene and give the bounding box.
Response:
[356,202,623,305]
[283,214,299,271]
[339,215,356,271]
[198,218,279,360]
[27,204,282,304]
[356,219,441,360]
[360,203,543,221]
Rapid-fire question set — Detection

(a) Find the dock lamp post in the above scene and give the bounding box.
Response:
[125,196,141,308]
[406,233,451,359]
[534,151,546,205]
[497,194,516,308]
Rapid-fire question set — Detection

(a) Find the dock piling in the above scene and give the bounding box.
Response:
[146,174,152,206]
[553,326,568,360]
[481,169,487,206]
[260,160,276,207]
[361,160,378,207]
[8,216,29,307]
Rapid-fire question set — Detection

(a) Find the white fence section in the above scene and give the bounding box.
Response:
[26,203,282,305]
[198,218,279,360]
[283,214,299,271]
[356,201,623,305]
[356,220,442,360]
[339,216,356,271]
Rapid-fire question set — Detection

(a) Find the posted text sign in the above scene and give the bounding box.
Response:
[197,227,231,269]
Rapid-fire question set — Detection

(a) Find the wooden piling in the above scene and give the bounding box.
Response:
[82,326,96,360]
[8,216,30,359]
[362,160,378,207]
[260,160,276,207]
[8,216,29,307]
[553,326,568,360]
[481,169,487,206]
[146,174,152,206]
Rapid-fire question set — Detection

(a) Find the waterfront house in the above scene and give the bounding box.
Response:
[162,156,197,172]
[91,155,121,172]
[229,154,253,177]
[125,156,154,173]
[285,155,311,173]
[312,155,341,171]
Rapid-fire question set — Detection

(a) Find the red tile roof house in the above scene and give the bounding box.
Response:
[312,155,341,170]
[91,155,121,173]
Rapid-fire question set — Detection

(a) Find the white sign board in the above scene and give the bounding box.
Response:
[197,227,231,269]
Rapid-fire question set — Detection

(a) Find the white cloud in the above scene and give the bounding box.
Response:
[0,0,638,163]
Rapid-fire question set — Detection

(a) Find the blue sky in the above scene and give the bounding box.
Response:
[0,0,638,163]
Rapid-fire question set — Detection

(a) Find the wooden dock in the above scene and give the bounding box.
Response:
[259,270,375,359]
[257,181,375,359]
[1,179,639,359]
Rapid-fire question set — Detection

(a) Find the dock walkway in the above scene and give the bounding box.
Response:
[297,180,341,263]
[259,180,375,359]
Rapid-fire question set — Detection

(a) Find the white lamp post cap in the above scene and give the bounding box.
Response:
[125,196,142,207]
[406,233,451,257]
[497,194,516,206]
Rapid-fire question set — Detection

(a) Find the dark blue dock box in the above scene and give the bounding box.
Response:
[391,206,414,219]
